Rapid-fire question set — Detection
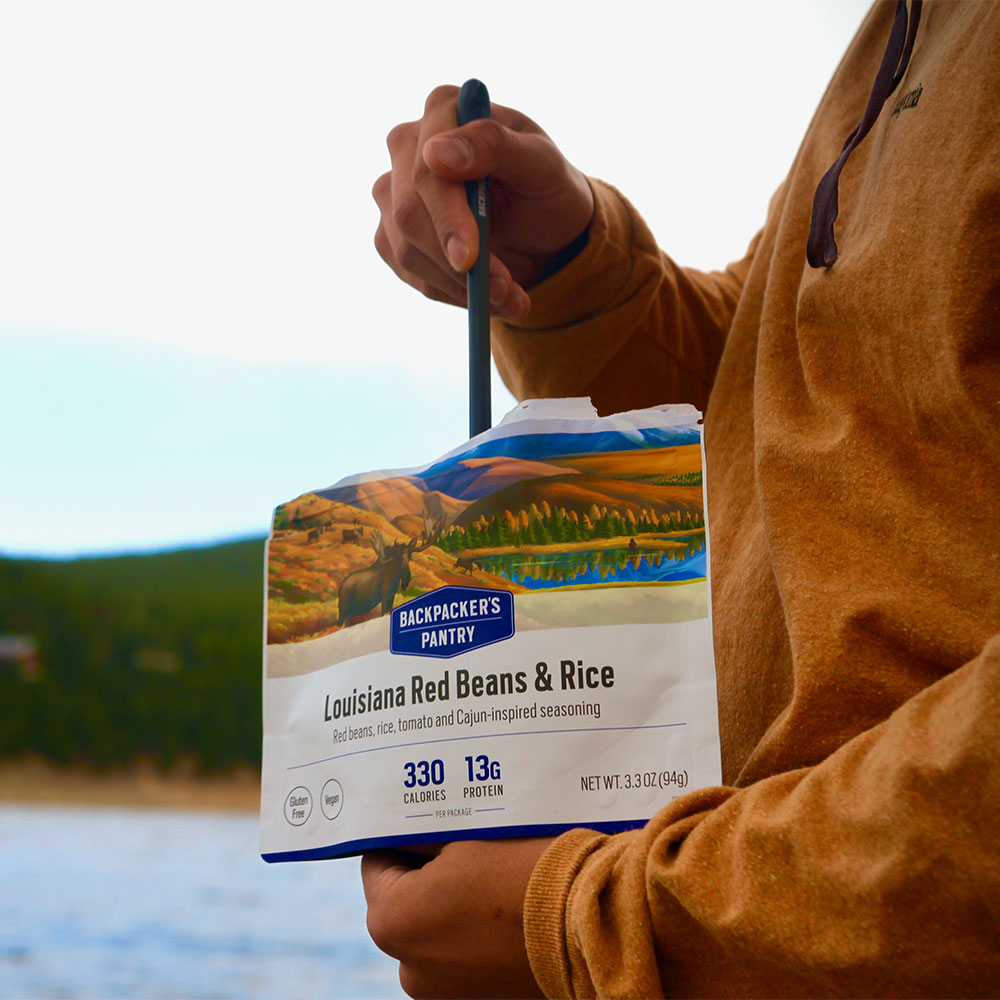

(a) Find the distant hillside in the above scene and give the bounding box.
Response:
[545,443,703,477]
[455,477,704,528]
[316,446,703,530]
[317,456,576,524]
[0,538,265,773]
[419,455,577,501]
[320,478,470,526]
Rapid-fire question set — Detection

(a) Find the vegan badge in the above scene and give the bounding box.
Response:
[390,585,514,659]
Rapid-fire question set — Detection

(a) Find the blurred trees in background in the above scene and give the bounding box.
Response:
[0,540,263,773]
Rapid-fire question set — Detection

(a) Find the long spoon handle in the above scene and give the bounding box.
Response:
[457,79,491,437]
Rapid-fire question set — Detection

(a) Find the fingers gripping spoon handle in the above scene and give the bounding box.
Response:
[457,79,491,437]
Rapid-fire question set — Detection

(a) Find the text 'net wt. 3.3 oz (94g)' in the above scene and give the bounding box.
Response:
[260,397,721,861]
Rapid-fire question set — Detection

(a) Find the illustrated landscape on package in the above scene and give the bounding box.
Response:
[267,425,707,647]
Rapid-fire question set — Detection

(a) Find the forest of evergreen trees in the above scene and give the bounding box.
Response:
[0,539,264,772]
[438,504,705,553]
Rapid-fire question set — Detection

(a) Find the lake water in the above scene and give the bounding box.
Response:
[0,804,404,999]
[478,535,706,589]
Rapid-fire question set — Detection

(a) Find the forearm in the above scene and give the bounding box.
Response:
[491,179,756,416]
[526,635,1000,998]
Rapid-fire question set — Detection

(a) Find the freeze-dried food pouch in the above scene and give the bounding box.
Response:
[260,398,721,861]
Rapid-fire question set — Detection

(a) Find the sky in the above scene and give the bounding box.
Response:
[0,0,873,558]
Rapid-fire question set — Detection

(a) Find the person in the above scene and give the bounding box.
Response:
[362,2,1000,996]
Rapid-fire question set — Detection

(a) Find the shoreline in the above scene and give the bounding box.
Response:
[457,528,705,559]
[0,757,261,813]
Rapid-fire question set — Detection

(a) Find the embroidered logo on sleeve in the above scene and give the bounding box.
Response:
[891,84,923,117]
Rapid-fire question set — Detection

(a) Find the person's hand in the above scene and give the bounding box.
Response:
[362,837,554,999]
[373,85,594,319]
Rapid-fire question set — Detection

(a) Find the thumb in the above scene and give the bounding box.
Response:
[423,118,566,197]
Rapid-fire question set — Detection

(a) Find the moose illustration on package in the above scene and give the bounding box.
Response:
[337,517,445,626]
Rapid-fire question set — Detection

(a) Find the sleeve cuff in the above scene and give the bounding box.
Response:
[500,178,640,332]
[524,827,607,998]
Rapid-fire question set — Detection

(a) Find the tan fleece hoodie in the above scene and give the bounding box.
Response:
[491,2,1000,996]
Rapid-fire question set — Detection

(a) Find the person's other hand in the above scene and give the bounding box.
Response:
[373,85,594,319]
[362,837,553,998]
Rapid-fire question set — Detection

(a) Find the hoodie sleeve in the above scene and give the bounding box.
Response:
[524,635,1000,998]
[490,179,759,416]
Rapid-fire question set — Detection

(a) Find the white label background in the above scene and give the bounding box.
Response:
[261,617,721,859]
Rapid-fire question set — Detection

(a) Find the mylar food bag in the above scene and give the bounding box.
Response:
[260,398,721,861]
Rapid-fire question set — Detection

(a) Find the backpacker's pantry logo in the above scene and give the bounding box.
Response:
[390,586,514,658]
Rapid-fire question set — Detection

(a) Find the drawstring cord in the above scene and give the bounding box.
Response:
[807,0,922,268]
